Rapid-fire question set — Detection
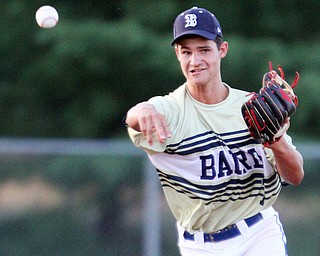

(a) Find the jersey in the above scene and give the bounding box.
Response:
[128,82,294,233]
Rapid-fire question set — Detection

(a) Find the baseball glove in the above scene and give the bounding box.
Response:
[241,62,300,146]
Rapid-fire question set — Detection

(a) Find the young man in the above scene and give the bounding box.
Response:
[125,6,304,256]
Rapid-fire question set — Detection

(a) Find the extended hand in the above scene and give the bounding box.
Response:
[126,102,172,145]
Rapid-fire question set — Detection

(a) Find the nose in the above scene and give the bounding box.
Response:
[190,52,202,66]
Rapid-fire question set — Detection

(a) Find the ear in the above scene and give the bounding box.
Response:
[219,41,229,59]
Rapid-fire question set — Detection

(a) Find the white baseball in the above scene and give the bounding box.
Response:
[35,5,59,29]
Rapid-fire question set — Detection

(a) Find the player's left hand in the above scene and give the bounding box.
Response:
[241,62,300,146]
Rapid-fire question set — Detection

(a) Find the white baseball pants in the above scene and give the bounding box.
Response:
[177,207,287,256]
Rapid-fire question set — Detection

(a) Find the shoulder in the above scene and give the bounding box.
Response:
[149,83,187,111]
[227,84,250,97]
[223,83,252,105]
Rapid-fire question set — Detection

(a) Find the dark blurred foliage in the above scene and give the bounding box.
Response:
[1,0,320,140]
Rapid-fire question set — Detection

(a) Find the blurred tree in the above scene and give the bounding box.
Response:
[0,0,319,139]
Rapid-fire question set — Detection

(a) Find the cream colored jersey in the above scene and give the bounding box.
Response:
[128,83,293,233]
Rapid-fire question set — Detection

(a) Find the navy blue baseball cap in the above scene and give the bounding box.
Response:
[171,7,223,46]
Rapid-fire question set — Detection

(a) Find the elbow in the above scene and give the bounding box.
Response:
[289,152,305,185]
[125,110,140,131]
[288,169,304,185]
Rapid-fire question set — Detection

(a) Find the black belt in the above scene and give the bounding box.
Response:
[183,212,263,243]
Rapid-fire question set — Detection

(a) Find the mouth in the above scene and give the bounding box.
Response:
[190,68,205,74]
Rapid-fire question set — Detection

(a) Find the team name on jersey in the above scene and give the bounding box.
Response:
[200,148,264,180]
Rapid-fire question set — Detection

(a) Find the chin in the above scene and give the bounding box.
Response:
[188,77,207,86]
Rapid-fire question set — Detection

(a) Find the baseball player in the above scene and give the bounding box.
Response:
[125,6,304,256]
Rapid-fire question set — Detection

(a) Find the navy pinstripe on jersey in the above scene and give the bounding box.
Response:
[165,129,257,155]
[157,170,281,205]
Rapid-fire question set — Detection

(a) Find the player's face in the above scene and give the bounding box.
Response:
[175,37,228,88]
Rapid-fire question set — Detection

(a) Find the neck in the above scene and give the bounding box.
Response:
[187,81,229,104]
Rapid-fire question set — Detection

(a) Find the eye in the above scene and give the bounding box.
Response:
[201,49,209,53]
[182,51,191,55]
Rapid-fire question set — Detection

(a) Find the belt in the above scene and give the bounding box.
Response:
[183,212,263,243]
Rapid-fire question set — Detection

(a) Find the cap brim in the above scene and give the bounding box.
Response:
[171,30,219,46]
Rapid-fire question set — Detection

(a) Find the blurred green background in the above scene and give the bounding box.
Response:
[1,0,320,255]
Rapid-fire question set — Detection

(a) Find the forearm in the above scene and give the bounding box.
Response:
[268,137,304,185]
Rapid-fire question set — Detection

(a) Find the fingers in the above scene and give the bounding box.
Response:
[139,112,172,146]
[154,117,172,144]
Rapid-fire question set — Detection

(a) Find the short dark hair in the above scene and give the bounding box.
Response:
[214,36,223,50]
